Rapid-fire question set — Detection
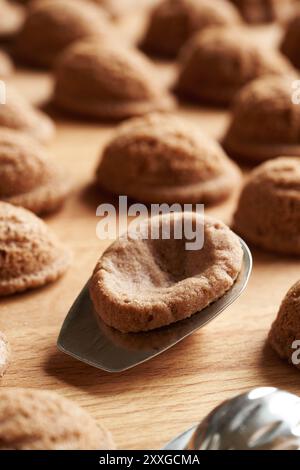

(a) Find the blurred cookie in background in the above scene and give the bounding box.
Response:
[0,85,55,143]
[140,0,241,59]
[14,0,118,68]
[174,28,295,107]
[223,76,300,163]
[53,40,175,120]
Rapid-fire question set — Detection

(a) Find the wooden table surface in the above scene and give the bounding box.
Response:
[0,13,299,451]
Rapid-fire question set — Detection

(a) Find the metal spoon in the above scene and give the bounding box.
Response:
[57,238,252,373]
[164,387,300,450]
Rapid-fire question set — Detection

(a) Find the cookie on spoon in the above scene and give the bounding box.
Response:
[90,212,243,332]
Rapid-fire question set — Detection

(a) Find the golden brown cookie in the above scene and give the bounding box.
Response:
[0,86,55,144]
[53,40,175,120]
[268,280,300,368]
[233,157,300,255]
[0,388,115,450]
[175,27,295,106]
[0,0,24,41]
[0,49,13,77]
[90,212,243,332]
[0,202,71,296]
[140,0,241,58]
[0,129,71,215]
[281,10,300,70]
[14,0,116,68]
[96,113,241,204]
[223,77,300,163]
[229,0,296,24]
[0,332,10,378]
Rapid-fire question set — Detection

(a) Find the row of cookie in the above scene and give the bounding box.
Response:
[0,103,298,251]
[0,38,299,134]
[142,0,300,61]
[1,0,300,115]
[5,0,300,65]
[0,0,145,43]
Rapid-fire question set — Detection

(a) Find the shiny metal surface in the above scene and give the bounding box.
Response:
[57,239,252,372]
[164,388,300,450]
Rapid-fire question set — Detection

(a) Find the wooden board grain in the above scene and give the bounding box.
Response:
[0,14,299,450]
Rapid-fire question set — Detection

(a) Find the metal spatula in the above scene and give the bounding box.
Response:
[57,238,252,373]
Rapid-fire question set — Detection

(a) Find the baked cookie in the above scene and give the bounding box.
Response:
[96,113,241,204]
[268,280,300,368]
[175,28,295,106]
[140,0,241,59]
[0,0,24,41]
[223,77,300,163]
[0,129,71,215]
[233,157,300,255]
[281,10,300,70]
[229,0,296,24]
[90,212,243,332]
[0,86,55,144]
[0,49,13,78]
[0,332,10,378]
[53,40,175,120]
[0,388,115,450]
[0,202,71,296]
[14,0,116,68]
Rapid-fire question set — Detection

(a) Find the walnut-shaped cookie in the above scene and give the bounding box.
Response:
[0,86,55,144]
[269,281,300,369]
[175,28,294,106]
[0,129,71,215]
[90,212,243,332]
[0,388,115,450]
[140,0,241,58]
[0,202,71,296]
[53,41,175,120]
[233,157,300,255]
[14,0,116,68]
[223,77,300,163]
[96,113,241,204]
